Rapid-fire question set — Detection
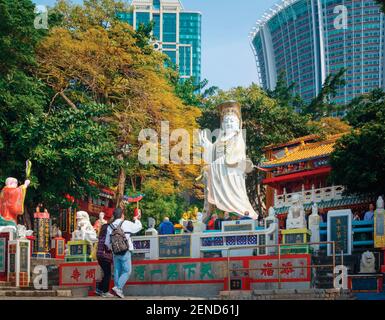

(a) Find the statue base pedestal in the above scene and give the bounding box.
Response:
[348,274,383,293]
[65,240,93,262]
[51,237,66,259]
[8,239,31,287]
[281,228,312,254]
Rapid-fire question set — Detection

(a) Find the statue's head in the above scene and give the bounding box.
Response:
[292,194,301,204]
[377,196,384,210]
[5,177,18,188]
[218,101,241,132]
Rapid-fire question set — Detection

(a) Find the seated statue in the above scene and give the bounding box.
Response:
[286,194,307,230]
[0,177,30,227]
[72,211,98,243]
[360,251,376,274]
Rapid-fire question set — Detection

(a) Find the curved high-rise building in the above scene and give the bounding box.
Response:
[250,0,385,104]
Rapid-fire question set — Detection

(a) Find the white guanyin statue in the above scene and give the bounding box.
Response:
[286,194,307,230]
[308,203,321,250]
[199,101,257,220]
[72,211,98,243]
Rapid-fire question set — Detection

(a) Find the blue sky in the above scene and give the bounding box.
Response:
[34,0,278,90]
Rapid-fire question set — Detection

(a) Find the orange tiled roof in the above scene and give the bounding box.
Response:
[261,133,346,168]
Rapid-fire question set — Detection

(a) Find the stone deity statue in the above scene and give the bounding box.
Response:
[0,177,30,227]
[199,101,257,220]
[308,203,321,250]
[286,194,307,230]
[193,212,207,233]
[145,217,158,236]
[16,224,34,239]
[93,212,107,234]
[72,211,98,243]
[359,251,376,273]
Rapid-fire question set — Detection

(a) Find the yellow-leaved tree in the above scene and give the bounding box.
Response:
[37,0,202,215]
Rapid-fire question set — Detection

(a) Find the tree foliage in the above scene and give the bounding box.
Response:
[330,89,385,196]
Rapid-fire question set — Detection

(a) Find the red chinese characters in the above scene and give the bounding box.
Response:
[261,262,274,277]
[71,268,81,282]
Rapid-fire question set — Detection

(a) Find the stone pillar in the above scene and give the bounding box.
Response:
[0,227,15,282]
[33,209,51,258]
[8,239,31,287]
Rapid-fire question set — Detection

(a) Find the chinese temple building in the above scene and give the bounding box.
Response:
[259,133,374,227]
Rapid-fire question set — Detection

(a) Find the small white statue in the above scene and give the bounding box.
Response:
[72,211,98,243]
[360,251,376,273]
[93,212,107,233]
[145,217,158,236]
[16,224,34,239]
[286,194,307,230]
[51,224,62,238]
[308,203,321,250]
[193,212,207,233]
[265,207,277,229]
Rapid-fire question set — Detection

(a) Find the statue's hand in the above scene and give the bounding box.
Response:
[24,180,30,188]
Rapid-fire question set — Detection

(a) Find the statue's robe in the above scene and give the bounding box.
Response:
[205,131,258,219]
[0,185,26,225]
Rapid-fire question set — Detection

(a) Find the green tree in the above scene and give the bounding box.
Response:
[345,89,385,128]
[330,89,385,196]
[302,68,346,119]
[375,0,385,13]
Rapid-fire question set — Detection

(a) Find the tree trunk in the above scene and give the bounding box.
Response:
[115,154,126,209]
[23,207,33,230]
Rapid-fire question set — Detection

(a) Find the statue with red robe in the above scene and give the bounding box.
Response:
[0,177,30,227]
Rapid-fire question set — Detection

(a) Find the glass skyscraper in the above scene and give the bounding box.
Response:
[250,0,385,104]
[118,0,201,84]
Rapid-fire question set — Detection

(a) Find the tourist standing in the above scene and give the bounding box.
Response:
[214,213,223,230]
[96,223,114,298]
[105,208,142,299]
[183,220,194,233]
[353,211,361,221]
[207,213,217,230]
[364,204,375,221]
[159,217,175,235]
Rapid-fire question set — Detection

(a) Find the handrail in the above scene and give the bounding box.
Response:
[226,241,336,291]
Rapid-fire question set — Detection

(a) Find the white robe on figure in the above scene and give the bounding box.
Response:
[205,130,257,219]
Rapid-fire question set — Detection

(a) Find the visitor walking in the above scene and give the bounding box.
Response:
[105,208,142,299]
[159,217,175,235]
[96,223,114,298]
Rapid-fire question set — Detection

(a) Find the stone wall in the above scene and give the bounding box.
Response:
[220,289,355,300]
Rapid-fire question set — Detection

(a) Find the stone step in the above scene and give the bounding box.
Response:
[0,289,72,298]
[0,282,12,287]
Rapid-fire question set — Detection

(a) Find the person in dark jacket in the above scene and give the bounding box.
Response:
[95,223,114,298]
[159,217,175,235]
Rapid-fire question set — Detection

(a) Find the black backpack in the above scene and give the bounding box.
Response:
[109,221,129,255]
